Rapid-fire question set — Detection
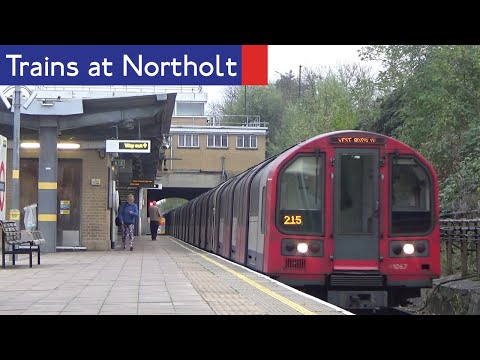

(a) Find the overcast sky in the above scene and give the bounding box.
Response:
[204,45,372,104]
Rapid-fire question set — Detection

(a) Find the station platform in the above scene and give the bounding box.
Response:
[0,235,352,315]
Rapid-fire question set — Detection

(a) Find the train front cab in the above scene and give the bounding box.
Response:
[271,132,440,310]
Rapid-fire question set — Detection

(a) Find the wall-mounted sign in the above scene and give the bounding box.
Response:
[106,140,151,153]
[129,179,155,188]
[60,200,70,215]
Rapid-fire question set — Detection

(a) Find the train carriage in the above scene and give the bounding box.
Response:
[164,130,440,310]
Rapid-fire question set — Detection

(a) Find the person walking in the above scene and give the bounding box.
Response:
[118,194,139,251]
[148,201,161,240]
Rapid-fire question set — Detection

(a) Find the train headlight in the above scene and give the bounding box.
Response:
[285,242,295,252]
[282,239,323,257]
[416,242,426,253]
[390,240,429,257]
[402,243,415,255]
[297,243,308,253]
[310,243,321,253]
[392,244,403,255]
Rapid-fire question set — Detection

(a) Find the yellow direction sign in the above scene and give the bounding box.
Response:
[105,140,151,153]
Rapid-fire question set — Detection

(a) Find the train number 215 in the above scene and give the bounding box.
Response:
[284,215,302,225]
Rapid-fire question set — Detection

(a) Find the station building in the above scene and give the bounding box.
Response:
[0,86,268,253]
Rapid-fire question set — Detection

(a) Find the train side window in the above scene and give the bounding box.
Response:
[277,154,324,235]
[261,186,266,234]
[390,157,433,235]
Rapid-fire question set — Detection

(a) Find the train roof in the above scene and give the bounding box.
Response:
[288,129,421,154]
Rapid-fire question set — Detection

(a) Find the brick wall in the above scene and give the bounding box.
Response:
[170,134,266,175]
[5,148,111,251]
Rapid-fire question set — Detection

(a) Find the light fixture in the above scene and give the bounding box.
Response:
[20,142,40,149]
[20,142,81,150]
[58,143,80,149]
[41,99,54,106]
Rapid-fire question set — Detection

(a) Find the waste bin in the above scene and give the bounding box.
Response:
[158,217,165,235]
[23,203,37,232]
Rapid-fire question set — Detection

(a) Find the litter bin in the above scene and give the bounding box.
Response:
[23,203,37,232]
[158,217,165,235]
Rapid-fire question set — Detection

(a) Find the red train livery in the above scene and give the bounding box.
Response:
[164,130,441,310]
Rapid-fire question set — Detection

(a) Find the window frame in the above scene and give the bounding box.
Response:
[389,155,435,236]
[207,134,228,148]
[275,153,325,236]
[236,135,258,149]
[177,134,199,148]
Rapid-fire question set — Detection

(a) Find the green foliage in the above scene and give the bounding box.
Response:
[273,65,378,153]
[360,45,480,211]
[159,198,188,214]
[212,46,480,212]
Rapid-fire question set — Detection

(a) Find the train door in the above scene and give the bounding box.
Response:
[333,148,379,263]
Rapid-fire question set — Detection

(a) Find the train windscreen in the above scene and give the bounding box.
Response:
[277,154,324,235]
[390,157,433,234]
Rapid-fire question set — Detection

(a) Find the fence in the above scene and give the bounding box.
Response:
[440,218,480,277]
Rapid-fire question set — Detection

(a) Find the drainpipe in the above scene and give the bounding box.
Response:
[170,140,173,170]
[221,156,226,182]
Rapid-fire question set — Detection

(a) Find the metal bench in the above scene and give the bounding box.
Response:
[0,221,46,268]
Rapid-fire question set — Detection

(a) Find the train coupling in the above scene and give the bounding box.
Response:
[328,290,388,310]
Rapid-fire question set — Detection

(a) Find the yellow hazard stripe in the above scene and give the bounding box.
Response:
[38,214,57,221]
[38,182,57,189]
[198,253,316,315]
[170,237,316,315]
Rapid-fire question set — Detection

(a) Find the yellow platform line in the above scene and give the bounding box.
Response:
[170,237,315,315]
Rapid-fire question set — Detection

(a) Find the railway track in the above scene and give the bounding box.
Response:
[296,286,419,315]
[351,307,415,315]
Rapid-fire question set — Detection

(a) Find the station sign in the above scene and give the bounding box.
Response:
[106,140,151,153]
[129,179,155,188]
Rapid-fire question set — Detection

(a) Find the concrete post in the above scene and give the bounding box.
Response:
[38,118,58,253]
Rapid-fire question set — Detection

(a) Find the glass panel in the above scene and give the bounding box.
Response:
[176,102,205,116]
[237,135,244,148]
[391,158,432,234]
[338,154,375,234]
[278,155,323,234]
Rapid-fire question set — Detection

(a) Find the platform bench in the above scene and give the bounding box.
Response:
[0,221,46,268]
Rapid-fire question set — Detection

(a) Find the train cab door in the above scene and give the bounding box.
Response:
[333,148,379,267]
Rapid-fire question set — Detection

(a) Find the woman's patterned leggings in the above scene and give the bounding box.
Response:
[121,223,135,248]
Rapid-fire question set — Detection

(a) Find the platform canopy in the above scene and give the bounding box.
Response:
[0,90,176,143]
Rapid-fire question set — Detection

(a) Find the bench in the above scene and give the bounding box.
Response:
[0,220,46,268]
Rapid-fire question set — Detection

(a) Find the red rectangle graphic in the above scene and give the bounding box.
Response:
[241,45,268,85]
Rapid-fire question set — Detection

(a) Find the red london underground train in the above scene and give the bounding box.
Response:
[164,130,441,310]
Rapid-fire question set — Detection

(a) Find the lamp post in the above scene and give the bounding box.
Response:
[299,65,302,99]
[244,85,247,116]
[11,86,21,228]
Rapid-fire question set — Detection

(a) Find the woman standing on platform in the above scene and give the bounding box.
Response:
[118,194,139,251]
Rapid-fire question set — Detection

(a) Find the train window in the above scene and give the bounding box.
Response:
[390,157,433,235]
[261,186,266,234]
[277,154,324,235]
[338,153,375,234]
